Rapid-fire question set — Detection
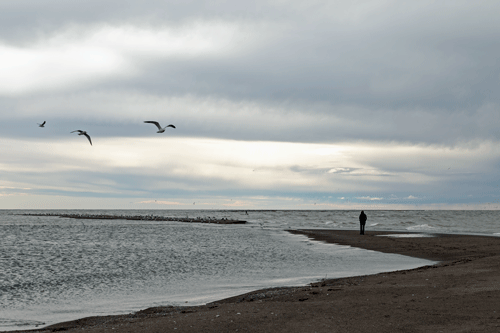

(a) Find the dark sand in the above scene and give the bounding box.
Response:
[11,230,500,333]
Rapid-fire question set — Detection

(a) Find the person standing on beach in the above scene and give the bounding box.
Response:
[359,210,367,235]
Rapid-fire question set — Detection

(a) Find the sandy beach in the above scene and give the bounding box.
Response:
[12,230,500,333]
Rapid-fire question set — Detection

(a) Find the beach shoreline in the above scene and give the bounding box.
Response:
[9,229,500,332]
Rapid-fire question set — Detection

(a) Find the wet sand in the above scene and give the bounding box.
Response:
[12,230,500,333]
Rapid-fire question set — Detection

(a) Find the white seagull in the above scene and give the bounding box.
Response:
[71,130,92,146]
[144,121,176,133]
[37,121,46,127]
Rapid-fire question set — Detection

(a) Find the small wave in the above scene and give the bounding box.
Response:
[407,224,436,231]
[0,318,45,328]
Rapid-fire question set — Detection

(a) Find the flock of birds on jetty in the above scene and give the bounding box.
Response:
[37,120,176,145]
[22,213,247,224]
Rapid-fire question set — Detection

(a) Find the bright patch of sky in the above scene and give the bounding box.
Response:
[0,0,499,209]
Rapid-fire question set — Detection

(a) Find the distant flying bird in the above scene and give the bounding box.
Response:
[71,130,92,145]
[144,121,176,133]
[37,121,46,127]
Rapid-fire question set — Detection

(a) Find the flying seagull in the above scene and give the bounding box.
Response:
[144,121,176,133]
[71,130,92,145]
[37,121,46,127]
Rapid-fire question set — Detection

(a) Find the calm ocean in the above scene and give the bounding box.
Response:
[1,209,498,331]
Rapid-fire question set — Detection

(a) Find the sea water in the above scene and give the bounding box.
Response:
[0,209,498,331]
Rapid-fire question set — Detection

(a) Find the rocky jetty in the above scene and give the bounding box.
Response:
[20,213,246,224]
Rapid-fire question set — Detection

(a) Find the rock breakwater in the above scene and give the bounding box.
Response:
[19,213,247,224]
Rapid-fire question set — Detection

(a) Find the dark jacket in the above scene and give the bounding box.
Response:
[359,211,367,225]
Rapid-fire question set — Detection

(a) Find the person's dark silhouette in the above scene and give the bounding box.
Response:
[359,210,367,235]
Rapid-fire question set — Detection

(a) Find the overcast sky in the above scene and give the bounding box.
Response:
[1,0,499,210]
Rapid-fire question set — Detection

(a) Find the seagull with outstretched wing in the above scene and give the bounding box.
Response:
[144,121,176,133]
[37,121,46,127]
[71,130,92,146]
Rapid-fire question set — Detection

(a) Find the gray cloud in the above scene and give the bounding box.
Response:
[1,1,498,146]
[2,92,498,145]
[1,1,499,208]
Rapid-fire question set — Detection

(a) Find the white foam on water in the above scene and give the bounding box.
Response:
[406,224,437,231]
